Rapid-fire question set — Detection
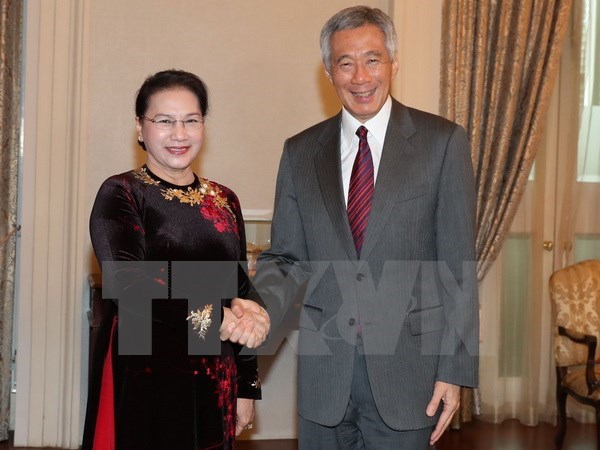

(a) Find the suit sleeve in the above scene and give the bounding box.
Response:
[434,124,479,388]
[250,141,311,331]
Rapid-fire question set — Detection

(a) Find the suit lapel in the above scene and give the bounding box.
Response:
[314,114,358,260]
[360,100,417,261]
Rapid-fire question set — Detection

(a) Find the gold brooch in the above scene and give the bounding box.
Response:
[186,304,213,340]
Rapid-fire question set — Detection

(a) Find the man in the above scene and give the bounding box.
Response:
[231,6,479,449]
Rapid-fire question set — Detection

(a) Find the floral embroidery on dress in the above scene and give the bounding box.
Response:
[250,368,261,389]
[133,167,238,234]
[133,167,161,186]
[200,203,237,234]
[199,356,238,445]
[119,177,147,234]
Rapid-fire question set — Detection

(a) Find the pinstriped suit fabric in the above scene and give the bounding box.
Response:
[253,99,479,431]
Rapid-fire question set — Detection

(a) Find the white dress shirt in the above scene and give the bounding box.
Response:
[340,96,392,206]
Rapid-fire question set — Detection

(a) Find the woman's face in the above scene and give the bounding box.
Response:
[136,88,204,184]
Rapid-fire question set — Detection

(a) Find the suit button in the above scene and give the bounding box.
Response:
[348,318,356,326]
[356,273,365,281]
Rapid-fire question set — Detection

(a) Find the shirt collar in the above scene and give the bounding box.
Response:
[341,96,392,145]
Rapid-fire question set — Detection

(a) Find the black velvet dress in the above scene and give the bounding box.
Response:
[82,166,261,450]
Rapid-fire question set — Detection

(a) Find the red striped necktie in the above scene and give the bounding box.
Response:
[347,126,374,257]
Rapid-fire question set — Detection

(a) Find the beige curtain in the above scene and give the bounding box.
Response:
[440,0,573,425]
[464,0,598,427]
[476,118,556,425]
[0,0,22,441]
[440,0,573,280]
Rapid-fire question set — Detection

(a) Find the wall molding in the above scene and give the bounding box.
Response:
[16,0,89,446]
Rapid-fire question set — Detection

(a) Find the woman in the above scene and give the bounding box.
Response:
[83,69,265,449]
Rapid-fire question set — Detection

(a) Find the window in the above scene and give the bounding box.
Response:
[577,0,600,182]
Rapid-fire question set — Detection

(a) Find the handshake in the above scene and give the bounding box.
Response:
[220,298,271,348]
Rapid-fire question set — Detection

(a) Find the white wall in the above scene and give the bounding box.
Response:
[392,0,443,113]
[16,0,442,445]
[85,0,388,214]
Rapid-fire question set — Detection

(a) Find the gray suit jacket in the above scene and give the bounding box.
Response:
[253,98,479,430]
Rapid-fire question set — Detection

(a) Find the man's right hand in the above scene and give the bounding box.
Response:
[220,298,270,348]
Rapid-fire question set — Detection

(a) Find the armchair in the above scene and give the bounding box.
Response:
[549,259,600,449]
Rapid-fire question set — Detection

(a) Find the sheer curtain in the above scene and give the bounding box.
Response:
[0,0,23,441]
[439,0,574,424]
[477,120,556,425]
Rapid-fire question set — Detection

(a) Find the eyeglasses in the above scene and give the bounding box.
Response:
[141,115,205,130]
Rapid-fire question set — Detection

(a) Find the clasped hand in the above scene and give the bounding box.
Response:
[220,298,270,348]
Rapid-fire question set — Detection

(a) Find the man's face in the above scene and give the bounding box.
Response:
[327,24,398,123]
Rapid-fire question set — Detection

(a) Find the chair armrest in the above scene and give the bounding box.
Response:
[559,326,600,395]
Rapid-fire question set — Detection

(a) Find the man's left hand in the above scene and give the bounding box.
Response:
[426,381,460,445]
